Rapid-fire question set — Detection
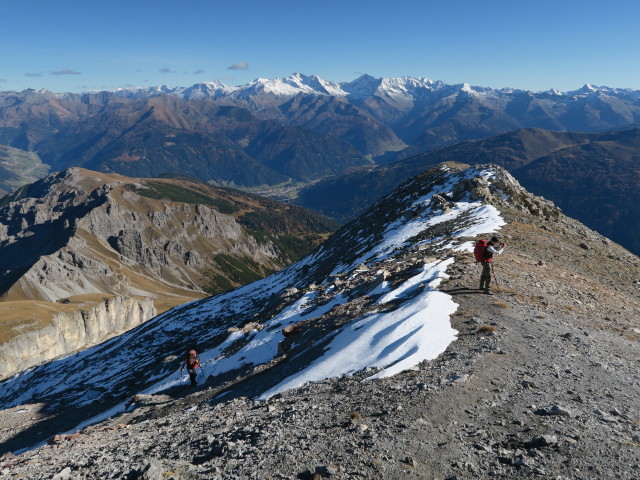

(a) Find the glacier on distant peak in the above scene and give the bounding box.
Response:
[340,74,446,100]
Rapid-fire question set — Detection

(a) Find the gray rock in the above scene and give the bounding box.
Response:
[535,405,573,417]
[52,467,73,480]
[315,465,338,476]
[448,374,470,384]
[134,459,165,480]
[594,409,618,423]
[528,435,558,448]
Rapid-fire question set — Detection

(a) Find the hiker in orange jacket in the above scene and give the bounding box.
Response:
[180,350,203,386]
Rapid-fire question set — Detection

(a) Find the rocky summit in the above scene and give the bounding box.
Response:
[0,163,639,479]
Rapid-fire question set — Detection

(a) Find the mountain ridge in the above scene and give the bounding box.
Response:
[16,73,638,100]
[1,162,638,478]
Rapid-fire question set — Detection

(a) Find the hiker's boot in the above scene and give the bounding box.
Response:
[483,289,494,295]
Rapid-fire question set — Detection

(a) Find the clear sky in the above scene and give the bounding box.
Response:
[1,0,639,94]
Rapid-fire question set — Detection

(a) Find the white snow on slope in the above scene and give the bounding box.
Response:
[195,168,504,399]
[142,291,348,395]
[255,169,505,398]
[5,166,507,448]
[260,259,457,399]
[97,167,505,405]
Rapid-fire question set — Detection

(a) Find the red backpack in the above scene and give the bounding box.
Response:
[474,239,490,263]
[186,350,199,368]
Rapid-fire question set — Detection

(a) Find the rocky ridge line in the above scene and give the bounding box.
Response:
[0,163,638,479]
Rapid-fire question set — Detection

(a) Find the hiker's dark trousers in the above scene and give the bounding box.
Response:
[188,368,197,386]
[480,262,492,290]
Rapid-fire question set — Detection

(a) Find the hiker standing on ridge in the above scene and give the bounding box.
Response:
[475,236,506,295]
[180,350,203,386]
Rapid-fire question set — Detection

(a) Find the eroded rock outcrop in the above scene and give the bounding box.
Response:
[0,168,329,303]
[0,295,155,379]
[451,166,561,220]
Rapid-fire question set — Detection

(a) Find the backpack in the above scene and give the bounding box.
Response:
[474,239,490,263]
[186,350,199,368]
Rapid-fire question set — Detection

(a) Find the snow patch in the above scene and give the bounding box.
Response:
[260,260,458,399]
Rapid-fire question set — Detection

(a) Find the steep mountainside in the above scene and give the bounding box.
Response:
[297,127,640,255]
[0,168,336,378]
[276,94,406,156]
[0,163,638,479]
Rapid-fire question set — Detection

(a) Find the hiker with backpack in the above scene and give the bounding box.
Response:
[180,350,203,386]
[474,236,506,295]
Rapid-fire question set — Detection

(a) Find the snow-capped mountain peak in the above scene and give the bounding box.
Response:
[340,74,383,98]
[566,83,618,97]
[234,73,345,98]
[461,82,475,94]
[340,74,443,99]
[546,88,564,96]
[96,74,640,105]
[180,81,238,99]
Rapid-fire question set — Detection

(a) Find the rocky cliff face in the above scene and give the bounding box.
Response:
[0,170,282,302]
[0,296,156,379]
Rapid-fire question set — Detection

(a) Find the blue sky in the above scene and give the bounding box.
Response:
[1,0,639,93]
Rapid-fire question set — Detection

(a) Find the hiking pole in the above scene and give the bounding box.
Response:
[491,263,499,287]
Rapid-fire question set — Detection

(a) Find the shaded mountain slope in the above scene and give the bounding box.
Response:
[0,163,638,479]
[513,131,640,250]
[277,94,406,156]
[297,127,640,255]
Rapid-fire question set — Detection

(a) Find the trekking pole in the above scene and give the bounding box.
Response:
[491,263,499,287]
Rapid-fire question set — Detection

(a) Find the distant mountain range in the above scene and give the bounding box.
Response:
[0,92,370,190]
[1,74,639,256]
[77,72,640,156]
[295,127,640,256]
[1,73,640,193]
